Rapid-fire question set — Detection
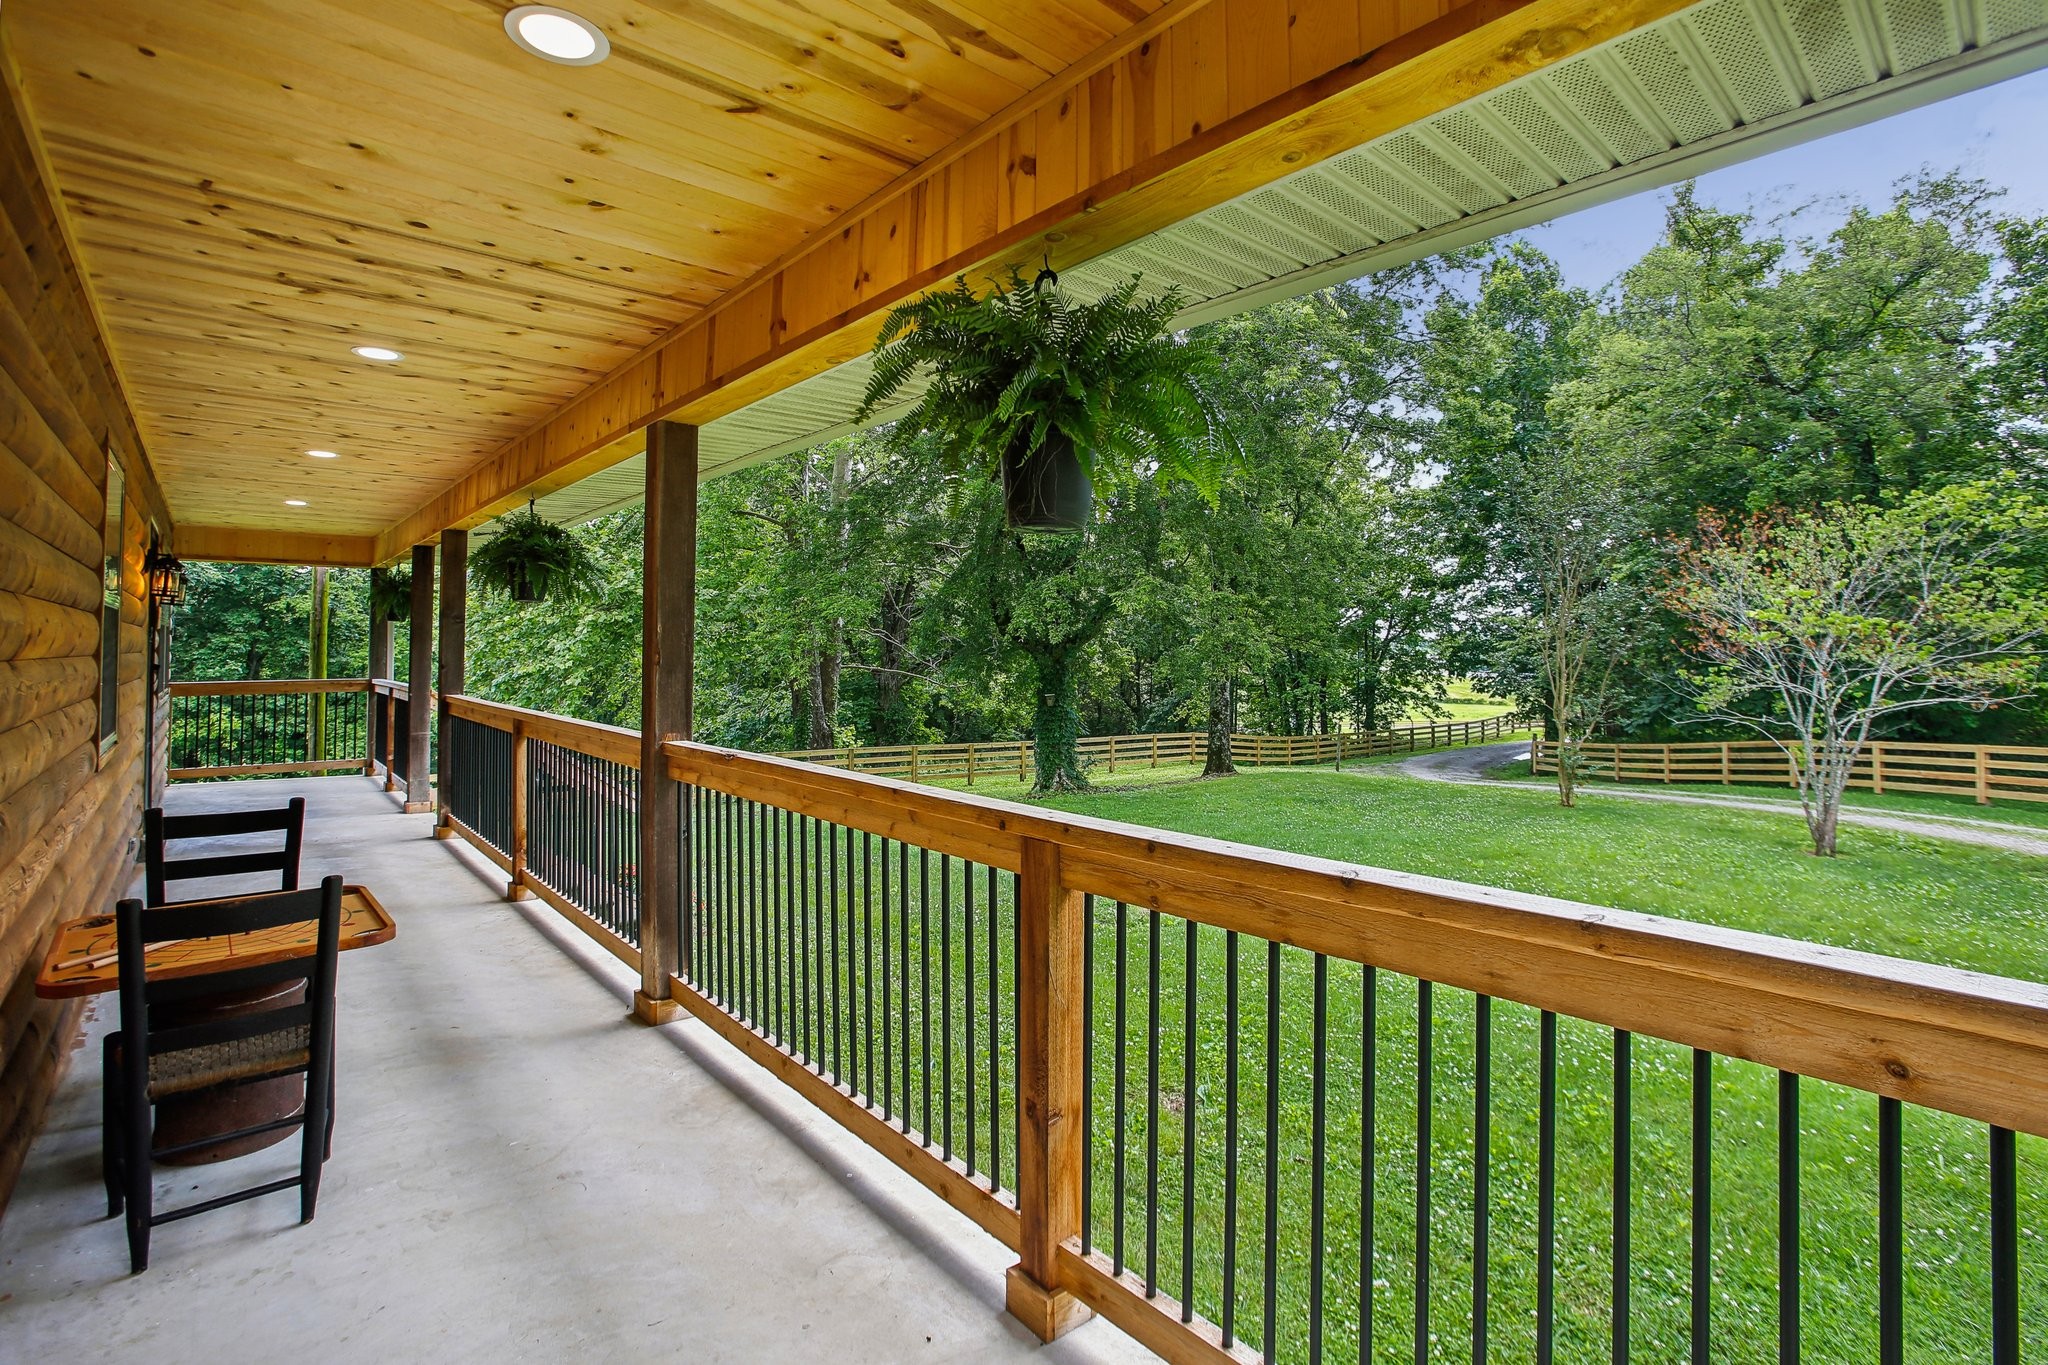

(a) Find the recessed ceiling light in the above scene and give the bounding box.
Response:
[284,499,308,507]
[505,6,609,65]
[306,448,340,459]
[350,345,404,362]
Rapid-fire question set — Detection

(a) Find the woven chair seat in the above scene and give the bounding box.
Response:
[147,1024,310,1099]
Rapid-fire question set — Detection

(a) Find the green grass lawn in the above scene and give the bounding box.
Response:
[698,763,2045,1362]
[1395,678,1519,725]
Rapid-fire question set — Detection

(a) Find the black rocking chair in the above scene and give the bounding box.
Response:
[102,876,343,1272]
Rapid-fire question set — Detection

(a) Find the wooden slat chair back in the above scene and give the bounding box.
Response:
[104,876,343,1272]
[144,797,306,905]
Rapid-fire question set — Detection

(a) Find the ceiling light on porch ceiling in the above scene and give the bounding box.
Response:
[307,448,340,459]
[350,345,404,362]
[505,6,609,65]
[285,499,308,507]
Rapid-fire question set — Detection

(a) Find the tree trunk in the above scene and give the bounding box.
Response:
[806,641,839,749]
[870,578,914,743]
[1809,803,1839,857]
[1203,676,1236,777]
[1029,650,1088,793]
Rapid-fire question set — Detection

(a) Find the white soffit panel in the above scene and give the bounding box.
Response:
[516,0,2048,533]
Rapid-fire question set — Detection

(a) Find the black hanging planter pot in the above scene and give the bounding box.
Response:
[510,567,540,603]
[1001,429,1092,532]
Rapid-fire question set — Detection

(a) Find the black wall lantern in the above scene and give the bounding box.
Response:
[145,549,187,607]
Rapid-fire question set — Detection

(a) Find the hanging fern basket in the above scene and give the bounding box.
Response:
[469,503,598,604]
[1001,429,1092,531]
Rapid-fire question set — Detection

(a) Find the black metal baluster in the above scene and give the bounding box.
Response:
[1991,1125,2018,1365]
[829,823,842,1084]
[1693,1049,1712,1365]
[1114,900,1129,1276]
[921,846,932,1145]
[1264,940,1282,1365]
[965,862,978,1177]
[1223,931,1240,1348]
[1879,1096,1903,1365]
[1416,979,1433,1365]
[1082,894,1094,1254]
[1362,965,1376,1365]
[1539,1009,1558,1365]
[864,832,877,1103]
[901,842,913,1137]
[942,855,955,1160]
[1183,918,1198,1324]
[1779,1071,1799,1365]
[1614,1030,1632,1365]
[882,838,895,1119]
[988,864,1002,1189]
[1475,994,1492,1365]
[1146,909,1161,1298]
[1310,952,1328,1361]
[1011,871,1021,1187]
[770,806,784,1042]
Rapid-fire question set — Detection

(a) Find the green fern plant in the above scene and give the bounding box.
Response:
[368,566,411,620]
[468,505,599,603]
[855,268,1233,504]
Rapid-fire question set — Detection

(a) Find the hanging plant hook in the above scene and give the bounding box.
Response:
[1034,250,1058,292]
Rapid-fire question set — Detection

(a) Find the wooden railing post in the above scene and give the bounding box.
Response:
[1872,744,1885,796]
[508,720,531,901]
[635,419,697,1026]
[1977,747,1992,804]
[1007,836,1090,1341]
[381,688,398,791]
[434,527,468,835]
[966,743,976,786]
[403,544,435,813]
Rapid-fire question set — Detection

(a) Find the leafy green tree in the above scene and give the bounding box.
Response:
[1668,481,2048,855]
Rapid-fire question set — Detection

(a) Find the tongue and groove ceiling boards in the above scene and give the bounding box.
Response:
[519,0,2048,536]
[0,0,1166,544]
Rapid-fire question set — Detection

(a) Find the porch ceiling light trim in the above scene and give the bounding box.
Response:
[350,345,404,363]
[504,6,610,66]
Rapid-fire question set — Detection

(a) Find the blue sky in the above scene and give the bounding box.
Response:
[1517,64,2048,290]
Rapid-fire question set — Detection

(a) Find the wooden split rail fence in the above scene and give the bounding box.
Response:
[777,713,1524,784]
[1532,736,2048,806]
[423,690,2042,1365]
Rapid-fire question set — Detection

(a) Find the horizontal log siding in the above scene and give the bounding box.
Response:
[0,47,169,1218]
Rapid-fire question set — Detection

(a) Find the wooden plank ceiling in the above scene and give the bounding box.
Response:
[1,0,1158,538]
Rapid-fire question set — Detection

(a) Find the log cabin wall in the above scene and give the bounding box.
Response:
[0,44,170,1215]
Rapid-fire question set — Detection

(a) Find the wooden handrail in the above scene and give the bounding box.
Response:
[167,678,371,696]
[666,736,2048,1138]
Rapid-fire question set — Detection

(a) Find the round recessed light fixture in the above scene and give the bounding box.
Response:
[284,499,308,507]
[505,5,609,65]
[306,448,340,459]
[350,344,404,362]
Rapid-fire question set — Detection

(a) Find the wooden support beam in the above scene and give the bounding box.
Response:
[633,420,697,1026]
[403,542,433,813]
[372,0,1689,560]
[174,525,376,567]
[434,527,466,834]
[1008,836,1090,1340]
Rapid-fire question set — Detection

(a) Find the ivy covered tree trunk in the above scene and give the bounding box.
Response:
[1202,676,1235,776]
[1029,649,1088,793]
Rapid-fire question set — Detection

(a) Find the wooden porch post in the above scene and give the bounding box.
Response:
[368,589,392,779]
[1007,836,1091,1340]
[404,542,435,813]
[434,528,467,836]
[635,419,697,1025]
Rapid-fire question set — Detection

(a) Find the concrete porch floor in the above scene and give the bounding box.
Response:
[0,776,1152,1364]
